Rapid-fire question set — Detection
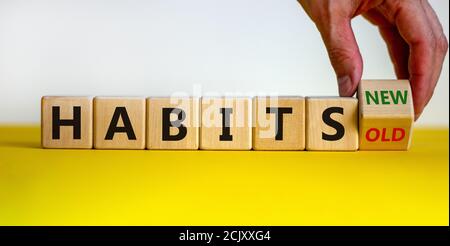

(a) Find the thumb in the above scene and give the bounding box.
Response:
[317,18,363,96]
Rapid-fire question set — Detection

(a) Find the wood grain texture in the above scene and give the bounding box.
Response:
[147,97,199,150]
[253,96,305,150]
[94,97,146,149]
[200,97,252,150]
[41,96,93,149]
[306,97,359,151]
[358,80,414,150]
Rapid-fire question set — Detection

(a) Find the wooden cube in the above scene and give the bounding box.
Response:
[358,80,414,150]
[147,97,200,150]
[94,97,146,149]
[41,96,93,149]
[200,97,252,150]
[253,96,305,150]
[306,97,358,151]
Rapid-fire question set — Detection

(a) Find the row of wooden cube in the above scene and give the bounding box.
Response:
[41,80,414,151]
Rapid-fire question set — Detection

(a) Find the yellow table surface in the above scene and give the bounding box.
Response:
[0,126,448,226]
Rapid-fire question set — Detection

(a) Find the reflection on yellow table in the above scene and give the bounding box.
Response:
[0,126,448,225]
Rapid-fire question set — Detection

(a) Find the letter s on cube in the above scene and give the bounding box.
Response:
[305,97,359,151]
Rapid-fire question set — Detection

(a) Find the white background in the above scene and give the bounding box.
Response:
[0,0,448,126]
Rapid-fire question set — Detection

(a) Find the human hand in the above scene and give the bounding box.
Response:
[298,0,448,120]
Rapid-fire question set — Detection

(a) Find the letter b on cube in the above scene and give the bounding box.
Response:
[147,97,200,149]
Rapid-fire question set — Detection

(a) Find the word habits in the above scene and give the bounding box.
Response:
[41,80,414,151]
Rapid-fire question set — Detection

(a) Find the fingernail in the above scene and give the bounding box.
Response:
[337,75,352,96]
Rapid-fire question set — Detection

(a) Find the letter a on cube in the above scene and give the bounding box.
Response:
[94,97,146,149]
